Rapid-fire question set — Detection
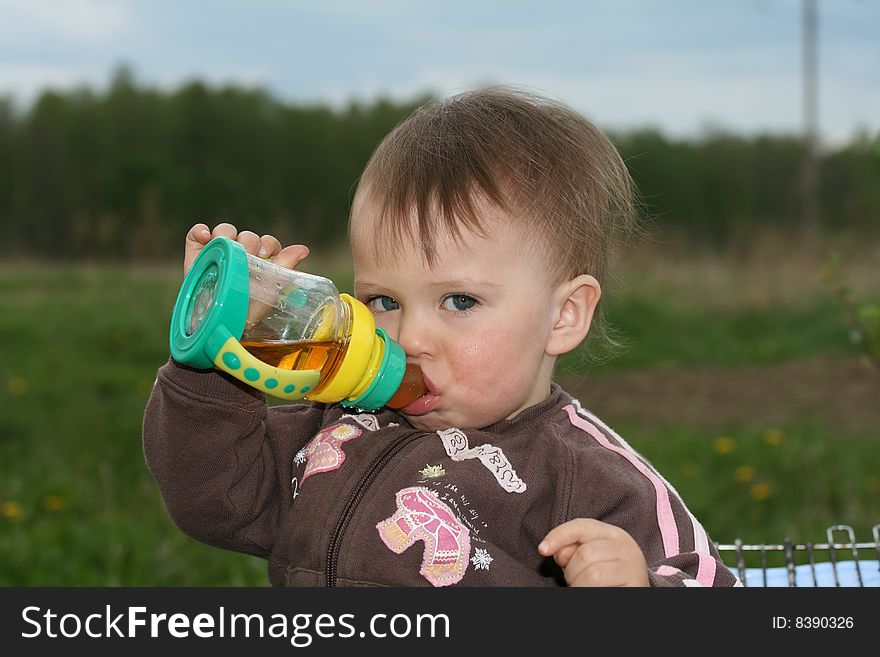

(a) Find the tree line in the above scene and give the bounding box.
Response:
[1,70,877,261]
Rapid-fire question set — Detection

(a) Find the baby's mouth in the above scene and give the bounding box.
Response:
[399,372,440,416]
[399,391,440,416]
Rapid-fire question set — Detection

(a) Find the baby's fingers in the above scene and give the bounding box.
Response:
[258,234,282,259]
[550,544,578,568]
[539,518,620,558]
[186,223,212,246]
[567,558,622,588]
[210,222,238,240]
[184,223,213,276]
[271,244,310,271]
[236,230,262,256]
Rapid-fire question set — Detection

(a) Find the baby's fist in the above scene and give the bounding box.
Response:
[539,518,649,587]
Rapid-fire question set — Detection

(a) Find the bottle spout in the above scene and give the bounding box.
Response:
[385,363,429,409]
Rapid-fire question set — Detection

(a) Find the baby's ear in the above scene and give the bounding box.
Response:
[545,275,601,356]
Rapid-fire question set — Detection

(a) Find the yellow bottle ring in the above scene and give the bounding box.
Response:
[306,294,381,403]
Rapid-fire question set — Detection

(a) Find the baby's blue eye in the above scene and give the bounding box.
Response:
[442,294,477,312]
[366,295,400,312]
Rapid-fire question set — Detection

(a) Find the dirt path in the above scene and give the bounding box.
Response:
[558,356,880,433]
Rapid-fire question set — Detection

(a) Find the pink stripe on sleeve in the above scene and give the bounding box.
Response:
[695,551,718,587]
[565,405,680,557]
[656,555,717,586]
[655,565,682,577]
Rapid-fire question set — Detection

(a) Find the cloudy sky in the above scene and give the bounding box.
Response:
[0,0,877,144]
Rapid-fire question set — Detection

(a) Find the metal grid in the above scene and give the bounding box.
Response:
[716,524,880,587]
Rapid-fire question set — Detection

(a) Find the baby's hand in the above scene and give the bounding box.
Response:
[538,518,650,587]
[184,222,310,276]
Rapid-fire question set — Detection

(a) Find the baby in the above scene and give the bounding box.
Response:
[144,87,739,587]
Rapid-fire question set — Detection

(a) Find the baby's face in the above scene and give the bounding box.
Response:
[351,196,562,430]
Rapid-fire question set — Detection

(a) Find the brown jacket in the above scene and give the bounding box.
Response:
[143,360,739,587]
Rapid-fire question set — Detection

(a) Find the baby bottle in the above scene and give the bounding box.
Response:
[169,236,427,411]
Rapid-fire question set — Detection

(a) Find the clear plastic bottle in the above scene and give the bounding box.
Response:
[170,236,427,410]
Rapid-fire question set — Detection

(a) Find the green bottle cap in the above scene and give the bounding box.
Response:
[340,328,406,411]
[169,237,250,368]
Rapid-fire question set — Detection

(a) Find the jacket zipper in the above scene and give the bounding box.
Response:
[325,431,428,587]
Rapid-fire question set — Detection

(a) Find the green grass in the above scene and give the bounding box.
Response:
[0,265,269,585]
[623,421,880,548]
[0,262,876,585]
[558,291,856,376]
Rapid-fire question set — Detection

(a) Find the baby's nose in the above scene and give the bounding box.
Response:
[395,315,435,358]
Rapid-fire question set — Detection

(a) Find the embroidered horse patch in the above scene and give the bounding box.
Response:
[376,486,471,587]
[301,423,362,482]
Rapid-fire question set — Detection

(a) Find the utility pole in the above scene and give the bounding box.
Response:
[802,0,820,237]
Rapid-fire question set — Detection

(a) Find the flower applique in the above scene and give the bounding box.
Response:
[471,548,493,571]
[419,464,446,478]
[301,423,362,482]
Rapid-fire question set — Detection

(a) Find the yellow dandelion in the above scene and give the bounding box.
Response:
[714,436,735,455]
[1,501,23,522]
[680,461,700,477]
[763,428,784,446]
[750,483,772,501]
[7,376,28,396]
[734,465,756,483]
[44,495,66,512]
[863,476,880,494]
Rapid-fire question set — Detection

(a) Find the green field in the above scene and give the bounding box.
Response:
[1,249,878,585]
